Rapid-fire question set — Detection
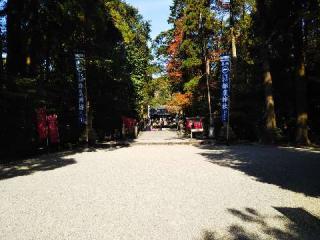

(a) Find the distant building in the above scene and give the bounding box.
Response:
[149,107,171,119]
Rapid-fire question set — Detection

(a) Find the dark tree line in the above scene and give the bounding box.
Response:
[0,0,151,157]
[254,0,319,144]
[0,0,319,159]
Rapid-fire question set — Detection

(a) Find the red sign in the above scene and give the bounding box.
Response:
[36,108,48,141]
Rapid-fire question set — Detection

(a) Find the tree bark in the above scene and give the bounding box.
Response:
[29,0,41,78]
[262,50,277,131]
[256,0,278,142]
[295,61,310,145]
[293,0,310,145]
[230,0,238,80]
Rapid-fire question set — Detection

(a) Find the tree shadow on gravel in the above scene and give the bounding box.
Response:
[0,153,77,181]
[0,142,132,181]
[199,145,320,197]
[199,207,320,240]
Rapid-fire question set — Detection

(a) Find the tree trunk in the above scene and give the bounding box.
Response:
[293,0,310,145]
[262,51,277,131]
[230,1,238,81]
[29,0,41,78]
[205,58,214,133]
[256,0,278,142]
[295,61,310,145]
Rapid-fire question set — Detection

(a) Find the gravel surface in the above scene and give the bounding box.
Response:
[133,129,213,145]
[1,133,320,240]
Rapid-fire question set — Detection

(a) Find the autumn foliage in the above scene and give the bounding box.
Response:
[167,93,192,114]
[167,19,184,82]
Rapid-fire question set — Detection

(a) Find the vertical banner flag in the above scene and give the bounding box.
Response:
[47,114,60,144]
[220,55,231,123]
[75,53,87,125]
[36,108,48,141]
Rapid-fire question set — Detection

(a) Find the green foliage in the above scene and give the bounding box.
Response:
[184,76,201,93]
[107,0,152,117]
[141,76,172,108]
[153,0,320,143]
[1,0,320,151]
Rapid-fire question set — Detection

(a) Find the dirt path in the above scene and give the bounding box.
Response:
[0,139,319,239]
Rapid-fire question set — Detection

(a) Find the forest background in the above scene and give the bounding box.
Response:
[0,0,319,158]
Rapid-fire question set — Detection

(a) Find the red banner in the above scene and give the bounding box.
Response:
[186,118,203,130]
[122,117,137,130]
[193,121,203,129]
[47,114,60,144]
[36,108,48,141]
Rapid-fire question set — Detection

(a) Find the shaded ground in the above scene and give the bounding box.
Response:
[201,207,320,240]
[0,153,77,181]
[0,145,130,181]
[199,145,320,197]
[0,133,319,239]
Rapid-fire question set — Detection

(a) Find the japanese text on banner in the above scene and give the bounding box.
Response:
[220,55,231,123]
[75,53,87,125]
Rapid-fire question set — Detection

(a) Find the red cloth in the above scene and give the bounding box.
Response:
[47,114,60,144]
[186,119,193,130]
[36,108,48,141]
[186,118,203,130]
[122,117,137,130]
[193,121,203,129]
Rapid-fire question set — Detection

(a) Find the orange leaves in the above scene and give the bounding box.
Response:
[167,19,184,56]
[167,19,184,82]
[167,93,192,113]
[167,61,183,80]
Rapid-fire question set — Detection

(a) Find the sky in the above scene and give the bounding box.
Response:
[125,0,172,40]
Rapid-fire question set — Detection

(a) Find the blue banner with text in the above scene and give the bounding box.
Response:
[220,55,231,123]
[75,53,87,125]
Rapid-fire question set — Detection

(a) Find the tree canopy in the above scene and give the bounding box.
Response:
[0,0,320,158]
[0,0,152,156]
[152,0,320,144]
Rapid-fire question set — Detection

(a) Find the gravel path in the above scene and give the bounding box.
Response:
[133,129,197,145]
[137,129,180,140]
[1,135,320,239]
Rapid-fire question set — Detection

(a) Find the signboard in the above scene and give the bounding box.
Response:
[75,53,87,125]
[220,55,231,123]
[218,0,231,9]
[221,0,230,4]
[220,0,230,6]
